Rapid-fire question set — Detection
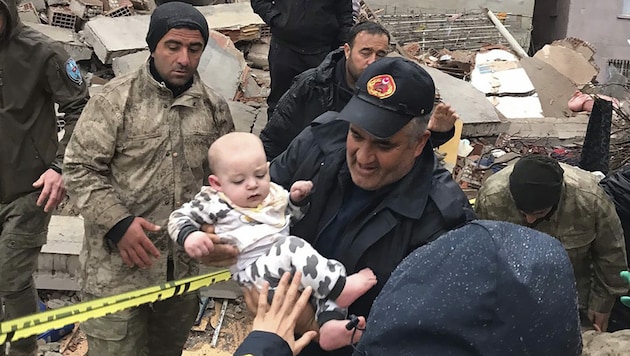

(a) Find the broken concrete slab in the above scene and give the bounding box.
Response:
[416,61,501,126]
[83,14,150,63]
[84,3,265,64]
[111,50,148,77]
[198,30,252,100]
[247,42,269,70]
[462,114,590,139]
[197,2,264,32]
[36,215,84,291]
[27,23,93,61]
[520,57,577,118]
[18,2,40,24]
[534,44,599,87]
[228,100,259,133]
[69,0,103,19]
[471,49,544,119]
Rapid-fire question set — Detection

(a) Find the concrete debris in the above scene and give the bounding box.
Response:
[48,6,78,30]
[83,14,149,63]
[36,216,83,291]
[197,2,265,42]
[29,0,47,12]
[247,41,269,70]
[227,100,261,134]
[471,48,544,119]
[111,50,148,77]
[418,58,502,128]
[534,42,599,87]
[18,2,40,23]
[198,30,256,100]
[69,0,103,19]
[28,23,93,61]
[520,57,577,118]
[410,47,475,80]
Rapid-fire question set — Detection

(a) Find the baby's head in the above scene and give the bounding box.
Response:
[207,132,270,208]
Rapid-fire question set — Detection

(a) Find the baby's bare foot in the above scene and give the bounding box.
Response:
[336,268,377,308]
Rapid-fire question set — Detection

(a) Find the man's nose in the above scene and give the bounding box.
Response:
[176,49,190,67]
[525,214,538,224]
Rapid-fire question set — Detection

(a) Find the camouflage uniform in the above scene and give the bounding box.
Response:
[63,62,234,355]
[0,0,88,353]
[582,330,630,355]
[476,162,628,314]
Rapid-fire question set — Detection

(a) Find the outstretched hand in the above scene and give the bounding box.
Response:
[252,272,318,355]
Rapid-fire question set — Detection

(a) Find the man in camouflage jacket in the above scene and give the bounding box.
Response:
[475,155,628,332]
[63,3,234,355]
[0,0,88,353]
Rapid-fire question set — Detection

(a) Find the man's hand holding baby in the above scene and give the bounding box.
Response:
[290,180,313,203]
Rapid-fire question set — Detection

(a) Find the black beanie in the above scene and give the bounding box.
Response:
[509,155,565,213]
[146,2,209,53]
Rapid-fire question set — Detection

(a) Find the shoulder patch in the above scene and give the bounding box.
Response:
[65,58,83,85]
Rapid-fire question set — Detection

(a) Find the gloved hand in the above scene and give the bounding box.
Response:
[620,271,630,307]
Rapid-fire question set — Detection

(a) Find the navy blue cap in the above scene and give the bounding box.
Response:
[339,57,435,139]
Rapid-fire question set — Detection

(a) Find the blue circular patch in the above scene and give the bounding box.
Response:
[65,58,83,85]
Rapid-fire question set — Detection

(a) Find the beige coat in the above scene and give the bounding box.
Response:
[64,62,234,296]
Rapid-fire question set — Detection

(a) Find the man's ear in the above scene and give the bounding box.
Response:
[413,130,431,158]
[208,175,222,190]
[344,43,351,59]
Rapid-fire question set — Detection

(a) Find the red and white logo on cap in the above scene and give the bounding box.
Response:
[366,74,396,99]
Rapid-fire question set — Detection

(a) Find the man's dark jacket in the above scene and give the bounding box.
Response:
[0,0,88,203]
[251,0,352,53]
[270,112,475,356]
[261,49,456,160]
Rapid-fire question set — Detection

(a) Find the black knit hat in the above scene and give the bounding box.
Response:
[146,2,209,53]
[509,155,565,213]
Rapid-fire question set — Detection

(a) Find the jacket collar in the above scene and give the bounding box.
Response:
[312,48,346,85]
[141,60,205,107]
[311,116,436,219]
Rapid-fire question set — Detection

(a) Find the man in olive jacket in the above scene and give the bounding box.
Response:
[64,3,234,355]
[0,0,88,354]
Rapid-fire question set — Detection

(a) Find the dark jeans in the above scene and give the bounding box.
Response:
[267,37,331,118]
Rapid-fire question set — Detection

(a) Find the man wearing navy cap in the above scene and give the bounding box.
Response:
[255,56,475,354]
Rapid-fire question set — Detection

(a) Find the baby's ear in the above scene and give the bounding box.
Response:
[208,175,222,190]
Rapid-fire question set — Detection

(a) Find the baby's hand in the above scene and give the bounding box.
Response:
[290,180,313,202]
[183,231,215,259]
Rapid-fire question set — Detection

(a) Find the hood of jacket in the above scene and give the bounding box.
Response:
[354,220,582,356]
[0,0,19,41]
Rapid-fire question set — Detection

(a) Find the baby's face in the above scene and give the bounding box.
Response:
[215,152,270,208]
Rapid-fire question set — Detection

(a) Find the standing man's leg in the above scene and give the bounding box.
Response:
[147,292,199,356]
[267,39,330,118]
[0,192,51,356]
[81,295,150,356]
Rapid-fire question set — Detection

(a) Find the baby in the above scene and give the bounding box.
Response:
[168,132,377,350]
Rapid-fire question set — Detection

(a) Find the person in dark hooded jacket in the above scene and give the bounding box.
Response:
[260,20,458,160]
[234,220,583,356]
[0,0,88,354]
[600,165,630,331]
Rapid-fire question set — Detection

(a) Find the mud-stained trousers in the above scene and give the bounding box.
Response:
[81,291,199,356]
[0,191,51,356]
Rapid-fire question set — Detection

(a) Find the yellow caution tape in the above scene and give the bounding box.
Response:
[0,269,231,344]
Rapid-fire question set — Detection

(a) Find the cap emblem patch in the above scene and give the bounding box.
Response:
[366,74,396,99]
